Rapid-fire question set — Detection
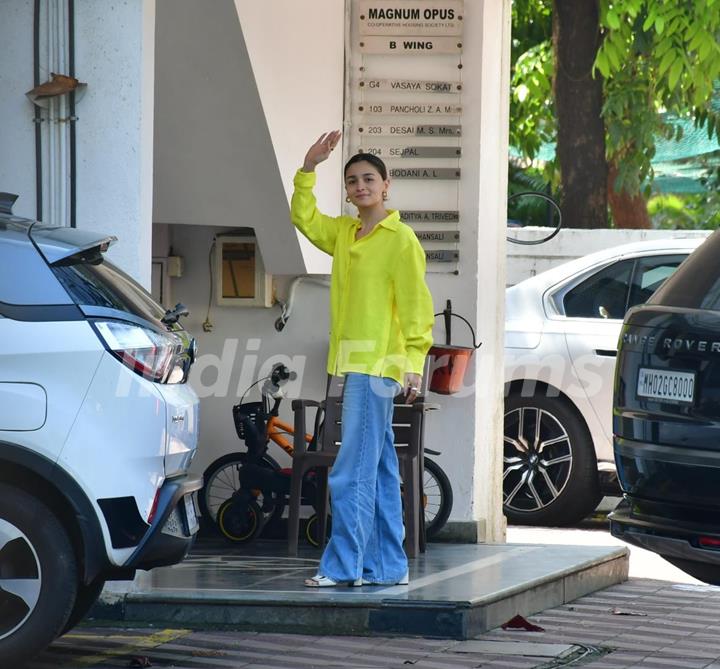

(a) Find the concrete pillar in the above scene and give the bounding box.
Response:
[75,0,156,286]
[422,0,511,543]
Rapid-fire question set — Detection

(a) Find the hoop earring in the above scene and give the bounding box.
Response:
[382,191,388,201]
[346,196,351,203]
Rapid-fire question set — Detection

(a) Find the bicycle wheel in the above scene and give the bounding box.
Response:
[199,452,283,531]
[305,513,332,548]
[423,457,453,539]
[217,498,262,543]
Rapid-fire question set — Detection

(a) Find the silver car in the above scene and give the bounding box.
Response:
[503,237,706,526]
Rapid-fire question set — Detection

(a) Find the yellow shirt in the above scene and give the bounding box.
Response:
[291,169,434,384]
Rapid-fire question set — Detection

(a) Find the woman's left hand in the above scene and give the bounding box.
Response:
[403,373,422,403]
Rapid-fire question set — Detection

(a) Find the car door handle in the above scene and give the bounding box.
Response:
[595,349,617,357]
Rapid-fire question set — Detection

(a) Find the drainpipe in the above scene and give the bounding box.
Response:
[34,0,73,227]
[68,0,76,227]
[33,0,43,221]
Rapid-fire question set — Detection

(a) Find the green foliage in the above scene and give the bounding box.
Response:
[510,0,720,207]
[509,0,556,185]
[596,0,720,194]
[649,192,720,229]
[507,163,559,228]
[510,41,555,161]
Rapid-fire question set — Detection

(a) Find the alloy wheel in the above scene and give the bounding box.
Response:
[0,518,42,640]
[503,405,573,513]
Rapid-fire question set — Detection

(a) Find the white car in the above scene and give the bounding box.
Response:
[0,194,200,665]
[503,237,706,526]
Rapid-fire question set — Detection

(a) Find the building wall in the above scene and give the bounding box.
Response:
[75,0,155,286]
[0,2,35,213]
[158,0,514,541]
[153,0,345,276]
[0,0,154,285]
[507,228,712,286]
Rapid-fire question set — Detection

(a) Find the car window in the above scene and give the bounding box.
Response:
[649,232,720,311]
[563,259,634,319]
[626,255,687,310]
[52,258,166,324]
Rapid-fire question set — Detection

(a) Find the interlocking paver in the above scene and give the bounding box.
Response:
[25,577,720,669]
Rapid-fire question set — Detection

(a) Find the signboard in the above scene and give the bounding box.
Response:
[357,124,461,136]
[415,230,459,243]
[389,167,460,179]
[359,36,462,54]
[360,78,461,93]
[357,102,462,115]
[359,1,464,36]
[425,250,459,263]
[401,210,459,222]
[359,146,461,158]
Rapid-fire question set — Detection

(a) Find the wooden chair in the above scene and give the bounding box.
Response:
[286,375,437,558]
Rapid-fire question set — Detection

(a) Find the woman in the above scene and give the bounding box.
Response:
[291,131,434,587]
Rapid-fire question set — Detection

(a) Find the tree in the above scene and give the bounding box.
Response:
[596,0,720,227]
[554,1,608,229]
[511,0,720,229]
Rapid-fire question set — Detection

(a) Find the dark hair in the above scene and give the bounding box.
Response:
[343,152,388,180]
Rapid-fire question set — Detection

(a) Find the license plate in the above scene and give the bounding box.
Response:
[637,368,695,404]
[184,493,198,532]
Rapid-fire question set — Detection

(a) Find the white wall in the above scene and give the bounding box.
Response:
[0,2,36,216]
[234,0,345,275]
[153,0,345,276]
[161,225,331,477]
[507,227,712,285]
[75,0,155,286]
[0,0,155,285]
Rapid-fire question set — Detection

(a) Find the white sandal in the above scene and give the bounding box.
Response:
[304,574,341,587]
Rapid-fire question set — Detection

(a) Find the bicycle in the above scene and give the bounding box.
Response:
[198,365,453,543]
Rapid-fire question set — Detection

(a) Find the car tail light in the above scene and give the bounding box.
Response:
[93,320,181,383]
[147,488,161,524]
[698,536,720,550]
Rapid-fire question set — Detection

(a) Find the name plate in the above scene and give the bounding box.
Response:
[357,124,461,136]
[359,146,461,158]
[359,1,464,36]
[401,210,459,222]
[425,250,459,263]
[359,36,462,54]
[415,230,459,243]
[357,102,462,115]
[360,79,461,94]
[389,167,460,179]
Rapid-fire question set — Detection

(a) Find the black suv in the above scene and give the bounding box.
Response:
[610,229,720,583]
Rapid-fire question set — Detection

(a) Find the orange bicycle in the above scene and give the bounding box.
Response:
[199,364,453,543]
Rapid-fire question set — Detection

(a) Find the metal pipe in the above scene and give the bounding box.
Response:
[47,0,55,225]
[57,0,67,226]
[68,0,76,227]
[274,276,331,331]
[33,0,43,221]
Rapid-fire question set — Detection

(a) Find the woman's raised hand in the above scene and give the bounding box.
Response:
[303,130,342,172]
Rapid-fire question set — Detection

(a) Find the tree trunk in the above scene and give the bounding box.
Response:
[607,163,652,228]
[553,0,608,229]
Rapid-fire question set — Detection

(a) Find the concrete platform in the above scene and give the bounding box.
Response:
[95,539,629,639]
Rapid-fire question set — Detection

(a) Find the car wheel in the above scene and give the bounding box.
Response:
[0,484,78,665]
[503,394,601,526]
[61,577,106,635]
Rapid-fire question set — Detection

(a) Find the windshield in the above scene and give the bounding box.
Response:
[52,258,167,324]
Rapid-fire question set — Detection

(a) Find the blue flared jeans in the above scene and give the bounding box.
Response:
[318,373,408,584]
